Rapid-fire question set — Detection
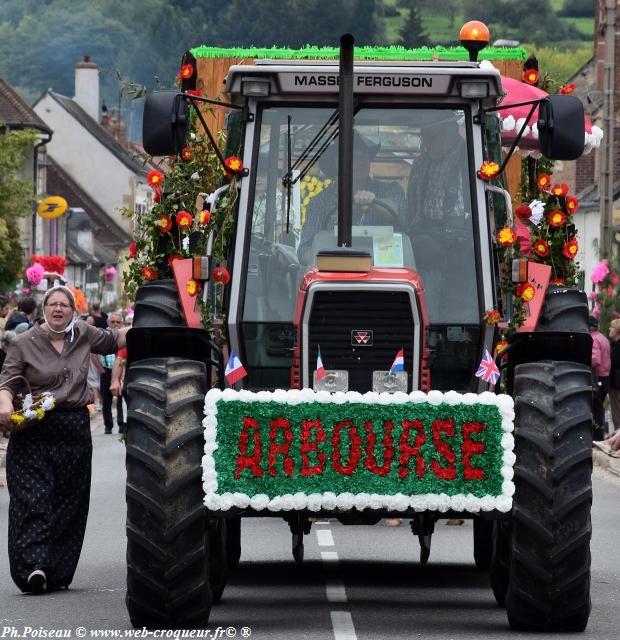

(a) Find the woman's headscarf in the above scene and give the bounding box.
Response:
[42,285,79,341]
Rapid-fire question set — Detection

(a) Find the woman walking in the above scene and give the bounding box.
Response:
[0,286,128,594]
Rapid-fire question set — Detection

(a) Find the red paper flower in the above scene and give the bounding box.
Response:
[212,266,231,285]
[497,227,517,247]
[516,283,536,302]
[533,238,550,257]
[186,279,201,296]
[128,242,137,259]
[155,215,173,233]
[199,209,211,225]
[495,340,509,356]
[537,173,551,190]
[186,89,202,97]
[483,310,501,325]
[178,64,194,80]
[515,204,532,221]
[147,169,165,189]
[559,83,575,95]
[550,278,566,286]
[141,266,158,281]
[548,209,567,227]
[33,255,69,275]
[153,187,162,203]
[566,195,579,214]
[180,146,193,161]
[224,156,244,175]
[551,183,569,197]
[167,254,183,266]
[176,210,193,228]
[563,238,578,260]
[478,160,500,181]
[522,69,540,85]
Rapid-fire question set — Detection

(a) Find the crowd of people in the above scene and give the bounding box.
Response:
[0,289,131,594]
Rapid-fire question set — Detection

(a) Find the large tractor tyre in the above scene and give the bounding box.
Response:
[226,516,242,570]
[208,519,228,604]
[125,357,211,629]
[490,520,511,607]
[473,517,493,572]
[537,286,589,333]
[133,279,185,328]
[506,361,592,632]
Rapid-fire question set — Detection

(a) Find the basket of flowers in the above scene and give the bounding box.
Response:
[0,376,55,434]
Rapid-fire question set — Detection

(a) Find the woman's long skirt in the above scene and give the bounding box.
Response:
[6,407,92,592]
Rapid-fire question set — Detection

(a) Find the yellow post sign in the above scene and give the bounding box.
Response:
[37,196,68,220]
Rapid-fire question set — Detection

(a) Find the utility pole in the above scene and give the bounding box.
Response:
[599,0,616,260]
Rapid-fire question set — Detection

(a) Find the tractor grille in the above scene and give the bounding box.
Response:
[306,289,417,392]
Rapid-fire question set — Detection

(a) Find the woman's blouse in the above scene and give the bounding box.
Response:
[0,320,118,409]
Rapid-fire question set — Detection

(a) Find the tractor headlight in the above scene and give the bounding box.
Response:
[313,370,349,392]
[372,371,408,393]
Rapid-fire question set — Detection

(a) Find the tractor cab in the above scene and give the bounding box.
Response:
[225,61,503,393]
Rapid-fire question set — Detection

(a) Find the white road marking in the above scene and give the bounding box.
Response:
[330,611,358,640]
[317,528,335,546]
[321,550,339,562]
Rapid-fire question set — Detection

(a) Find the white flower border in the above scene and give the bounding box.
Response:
[203,388,515,514]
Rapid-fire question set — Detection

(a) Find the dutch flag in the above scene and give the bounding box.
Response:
[389,348,405,375]
[316,346,327,381]
[225,351,248,385]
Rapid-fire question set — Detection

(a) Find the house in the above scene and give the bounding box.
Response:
[33,57,153,303]
[0,75,53,261]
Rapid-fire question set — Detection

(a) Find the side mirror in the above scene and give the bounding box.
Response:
[142,91,189,156]
[537,94,585,160]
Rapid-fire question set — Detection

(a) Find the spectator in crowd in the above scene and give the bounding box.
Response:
[0,285,129,594]
[0,294,10,334]
[0,329,16,371]
[86,300,107,329]
[590,315,611,441]
[4,297,37,332]
[99,312,124,434]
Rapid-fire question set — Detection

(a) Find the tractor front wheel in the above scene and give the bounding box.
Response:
[125,357,212,629]
[506,361,592,632]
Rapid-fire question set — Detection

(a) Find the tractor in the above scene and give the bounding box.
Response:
[125,22,593,633]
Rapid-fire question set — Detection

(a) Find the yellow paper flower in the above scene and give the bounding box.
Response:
[478,161,500,181]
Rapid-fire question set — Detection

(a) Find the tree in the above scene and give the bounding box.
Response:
[0,128,38,290]
[398,5,430,48]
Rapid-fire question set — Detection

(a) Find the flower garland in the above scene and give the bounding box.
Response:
[6,392,55,431]
[202,388,515,514]
[122,61,242,333]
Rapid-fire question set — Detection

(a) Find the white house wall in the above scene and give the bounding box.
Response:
[34,94,136,235]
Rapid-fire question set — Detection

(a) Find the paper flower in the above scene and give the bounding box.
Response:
[515,204,532,221]
[128,242,137,259]
[199,209,211,225]
[484,310,502,325]
[559,83,575,95]
[550,278,566,286]
[551,183,569,197]
[591,260,610,284]
[141,266,158,281]
[178,63,194,80]
[176,210,193,228]
[565,195,579,214]
[537,173,551,190]
[497,227,517,247]
[528,200,545,226]
[478,160,500,181]
[180,146,193,161]
[522,69,540,85]
[146,169,165,189]
[25,262,45,286]
[533,238,550,257]
[155,216,173,233]
[186,279,200,296]
[516,283,536,302]
[186,89,202,97]
[562,238,578,260]
[548,210,567,227]
[212,266,231,285]
[224,156,244,175]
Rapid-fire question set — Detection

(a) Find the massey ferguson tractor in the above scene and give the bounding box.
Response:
[125,22,593,633]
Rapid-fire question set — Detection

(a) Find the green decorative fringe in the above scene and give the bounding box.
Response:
[190,44,526,63]
[214,400,505,500]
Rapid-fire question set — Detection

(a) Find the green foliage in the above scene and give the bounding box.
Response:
[0,127,38,290]
[398,5,431,48]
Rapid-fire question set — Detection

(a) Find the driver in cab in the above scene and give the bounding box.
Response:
[297,133,407,264]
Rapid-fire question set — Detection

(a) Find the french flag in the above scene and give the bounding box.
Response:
[316,346,327,381]
[225,351,248,385]
[389,348,405,375]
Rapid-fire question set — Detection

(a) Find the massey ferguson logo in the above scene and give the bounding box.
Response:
[351,330,373,346]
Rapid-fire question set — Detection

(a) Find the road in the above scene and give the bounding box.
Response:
[1,423,619,639]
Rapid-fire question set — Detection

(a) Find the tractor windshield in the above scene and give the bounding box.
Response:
[244,105,479,325]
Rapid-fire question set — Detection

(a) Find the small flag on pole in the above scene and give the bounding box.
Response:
[475,349,500,385]
[225,351,248,385]
[315,346,327,381]
[389,348,405,375]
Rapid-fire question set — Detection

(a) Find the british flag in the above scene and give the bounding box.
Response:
[475,349,501,385]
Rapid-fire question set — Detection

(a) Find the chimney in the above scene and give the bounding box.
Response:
[74,55,100,122]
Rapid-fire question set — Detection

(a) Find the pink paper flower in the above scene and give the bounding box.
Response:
[591,260,610,284]
[26,262,45,286]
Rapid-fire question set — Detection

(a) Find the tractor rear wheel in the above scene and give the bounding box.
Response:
[125,357,211,629]
[506,361,592,632]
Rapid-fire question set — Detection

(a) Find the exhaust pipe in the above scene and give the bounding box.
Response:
[337,33,354,248]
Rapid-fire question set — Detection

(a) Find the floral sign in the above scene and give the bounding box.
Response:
[203,389,515,513]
